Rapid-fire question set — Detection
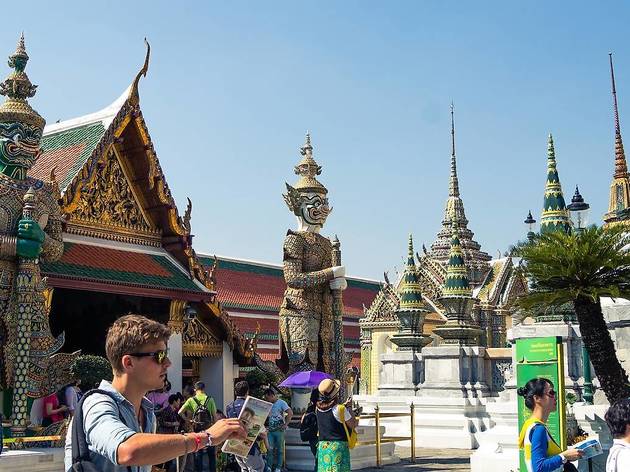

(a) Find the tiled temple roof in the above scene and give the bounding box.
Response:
[201,255,380,318]
[41,240,210,301]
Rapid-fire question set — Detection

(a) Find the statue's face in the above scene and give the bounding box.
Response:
[299,191,330,227]
[0,121,43,171]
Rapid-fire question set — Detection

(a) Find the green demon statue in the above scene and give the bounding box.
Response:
[279,133,347,374]
[0,35,74,434]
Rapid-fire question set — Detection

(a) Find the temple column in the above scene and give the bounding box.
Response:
[167,300,186,394]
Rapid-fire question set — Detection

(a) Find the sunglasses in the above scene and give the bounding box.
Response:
[129,349,169,365]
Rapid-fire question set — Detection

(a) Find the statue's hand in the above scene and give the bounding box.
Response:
[17,237,42,259]
[17,219,44,259]
[330,277,347,291]
[18,219,45,243]
[332,265,346,278]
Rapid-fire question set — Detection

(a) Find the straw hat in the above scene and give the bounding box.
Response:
[318,378,340,399]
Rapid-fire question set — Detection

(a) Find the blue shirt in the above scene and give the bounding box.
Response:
[64,380,156,472]
[225,397,259,455]
[530,424,564,472]
[268,399,290,431]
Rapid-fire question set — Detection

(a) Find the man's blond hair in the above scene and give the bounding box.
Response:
[105,314,171,374]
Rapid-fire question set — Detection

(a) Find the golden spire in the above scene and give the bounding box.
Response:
[292,131,327,194]
[0,33,45,130]
[610,53,628,178]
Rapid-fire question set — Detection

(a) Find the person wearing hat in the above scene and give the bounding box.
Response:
[315,379,358,472]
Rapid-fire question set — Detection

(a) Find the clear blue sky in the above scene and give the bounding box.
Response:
[11,1,628,279]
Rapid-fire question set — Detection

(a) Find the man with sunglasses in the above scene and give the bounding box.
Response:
[64,314,246,472]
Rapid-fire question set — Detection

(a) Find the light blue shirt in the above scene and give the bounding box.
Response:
[64,380,156,472]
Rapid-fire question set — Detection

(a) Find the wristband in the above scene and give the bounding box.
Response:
[559,453,567,464]
[204,431,213,447]
[193,434,202,452]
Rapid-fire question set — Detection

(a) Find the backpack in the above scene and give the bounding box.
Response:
[299,411,318,442]
[70,389,133,472]
[191,396,213,432]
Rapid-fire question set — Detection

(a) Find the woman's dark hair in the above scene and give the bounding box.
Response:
[168,394,179,405]
[516,378,553,410]
[605,398,630,438]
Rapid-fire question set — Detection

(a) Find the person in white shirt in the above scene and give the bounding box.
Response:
[605,398,630,472]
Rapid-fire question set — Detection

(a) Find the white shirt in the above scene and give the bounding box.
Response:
[607,439,630,472]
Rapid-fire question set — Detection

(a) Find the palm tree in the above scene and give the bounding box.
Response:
[515,225,630,403]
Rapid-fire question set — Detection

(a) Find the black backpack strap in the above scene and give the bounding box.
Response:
[71,388,133,472]
[192,397,201,408]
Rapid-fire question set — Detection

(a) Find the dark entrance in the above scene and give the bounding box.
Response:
[49,288,170,357]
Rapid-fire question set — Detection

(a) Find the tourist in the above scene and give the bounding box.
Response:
[61,379,81,418]
[179,381,218,472]
[517,378,583,472]
[263,388,293,472]
[605,397,630,471]
[226,381,266,472]
[148,378,172,414]
[63,314,246,472]
[156,394,184,472]
[42,388,68,427]
[299,388,320,472]
[315,379,357,472]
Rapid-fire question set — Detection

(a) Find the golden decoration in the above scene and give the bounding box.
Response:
[182,316,222,358]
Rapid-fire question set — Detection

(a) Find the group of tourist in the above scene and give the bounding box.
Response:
[59,314,359,472]
[518,377,630,472]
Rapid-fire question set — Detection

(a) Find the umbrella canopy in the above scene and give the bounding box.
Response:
[279,370,332,388]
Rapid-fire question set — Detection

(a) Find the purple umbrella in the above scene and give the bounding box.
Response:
[279,370,332,388]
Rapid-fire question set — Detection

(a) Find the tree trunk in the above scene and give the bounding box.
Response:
[573,295,630,403]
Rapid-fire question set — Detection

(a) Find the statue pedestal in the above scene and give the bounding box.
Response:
[419,346,491,398]
[378,351,422,396]
[0,448,64,472]
[285,424,399,470]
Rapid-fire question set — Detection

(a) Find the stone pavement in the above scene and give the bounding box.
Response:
[362,447,471,471]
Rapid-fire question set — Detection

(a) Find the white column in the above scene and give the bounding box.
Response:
[222,342,234,408]
[168,332,183,394]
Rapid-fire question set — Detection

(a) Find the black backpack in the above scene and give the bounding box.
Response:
[70,389,132,472]
[300,411,318,442]
[191,396,213,432]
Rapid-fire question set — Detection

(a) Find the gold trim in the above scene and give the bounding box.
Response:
[168,300,186,334]
[182,316,223,358]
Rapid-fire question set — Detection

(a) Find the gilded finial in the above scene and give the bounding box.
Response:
[129,38,150,106]
[609,53,628,179]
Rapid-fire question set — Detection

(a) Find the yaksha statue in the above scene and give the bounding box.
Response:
[0,35,75,431]
[279,133,347,374]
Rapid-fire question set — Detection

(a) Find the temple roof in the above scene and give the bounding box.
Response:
[41,236,211,302]
[201,255,381,318]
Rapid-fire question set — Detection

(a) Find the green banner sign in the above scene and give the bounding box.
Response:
[516,336,566,472]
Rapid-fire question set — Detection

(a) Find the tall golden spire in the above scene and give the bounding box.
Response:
[604,53,630,227]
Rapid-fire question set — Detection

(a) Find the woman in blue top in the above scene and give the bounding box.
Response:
[517,378,583,472]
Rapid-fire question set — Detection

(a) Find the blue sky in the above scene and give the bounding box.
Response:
[11,1,628,279]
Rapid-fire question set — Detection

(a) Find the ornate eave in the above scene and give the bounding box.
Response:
[182,316,223,358]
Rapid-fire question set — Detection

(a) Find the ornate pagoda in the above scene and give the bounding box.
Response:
[603,53,630,227]
[539,134,571,234]
[359,106,527,395]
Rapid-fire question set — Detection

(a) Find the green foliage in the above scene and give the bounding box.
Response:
[244,368,277,398]
[515,225,630,310]
[70,355,112,389]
